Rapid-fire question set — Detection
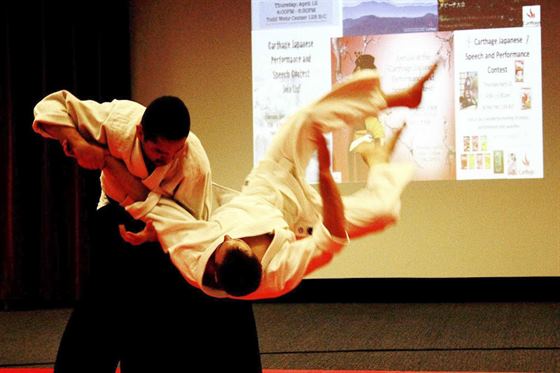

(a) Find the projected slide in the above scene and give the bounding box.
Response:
[251,0,542,181]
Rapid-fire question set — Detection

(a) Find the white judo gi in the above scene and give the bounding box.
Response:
[32,91,212,220]
[115,69,415,300]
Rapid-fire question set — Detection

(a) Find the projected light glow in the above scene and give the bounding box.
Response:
[251,0,542,182]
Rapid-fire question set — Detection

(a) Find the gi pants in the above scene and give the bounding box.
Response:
[55,202,262,373]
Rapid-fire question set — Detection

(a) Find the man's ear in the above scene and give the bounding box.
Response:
[136,124,144,141]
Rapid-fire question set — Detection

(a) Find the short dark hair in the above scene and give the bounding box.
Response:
[141,96,190,141]
[216,248,262,297]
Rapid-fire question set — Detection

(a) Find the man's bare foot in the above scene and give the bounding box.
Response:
[384,61,439,109]
[355,124,406,167]
[404,62,438,108]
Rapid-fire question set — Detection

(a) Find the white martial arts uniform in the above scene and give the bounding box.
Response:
[117,70,415,300]
[32,91,212,220]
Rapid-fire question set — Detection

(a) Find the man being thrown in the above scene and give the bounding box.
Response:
[104,62,438,299]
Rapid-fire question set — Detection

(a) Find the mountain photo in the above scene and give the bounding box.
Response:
[343,0,438,35]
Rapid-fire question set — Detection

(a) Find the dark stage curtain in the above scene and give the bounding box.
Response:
[0,1,131,308]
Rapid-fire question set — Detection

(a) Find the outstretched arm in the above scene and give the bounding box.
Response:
[314,127,346,239]
[102,156,157,244]
[53,127,106,170]
[102,156,149,205]
[295,128,348,278]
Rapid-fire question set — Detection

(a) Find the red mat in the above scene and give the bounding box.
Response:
[0,368,524,373]
[266,371,522,373]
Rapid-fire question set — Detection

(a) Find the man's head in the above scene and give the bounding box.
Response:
[139,96,190,167]
[212,235,262,297]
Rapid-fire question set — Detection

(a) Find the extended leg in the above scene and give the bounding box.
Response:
[263,60,438,177]
[262,69,387,176]
[342,126,414,239]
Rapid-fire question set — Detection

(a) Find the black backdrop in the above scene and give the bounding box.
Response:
[0,0,131,308]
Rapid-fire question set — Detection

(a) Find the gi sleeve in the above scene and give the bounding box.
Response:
[32,90,114,144]
[125,194,221,290]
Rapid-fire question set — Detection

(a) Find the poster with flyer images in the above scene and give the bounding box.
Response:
[251,0,542,182]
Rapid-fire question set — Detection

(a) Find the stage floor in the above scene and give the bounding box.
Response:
[0,302,558,371]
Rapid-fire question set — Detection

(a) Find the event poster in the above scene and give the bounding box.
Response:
[251,0,542,182]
